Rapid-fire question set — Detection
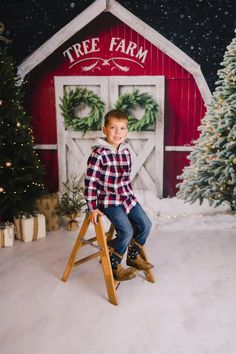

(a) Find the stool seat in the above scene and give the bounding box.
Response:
[61,213,155,305]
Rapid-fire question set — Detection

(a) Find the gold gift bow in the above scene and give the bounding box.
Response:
[33,216,39,241]
[0,229,5,247]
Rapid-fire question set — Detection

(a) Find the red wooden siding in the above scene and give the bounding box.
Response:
[164,151,190,197]
[37,150,59,193]
[165,78,204,146]
[25,12,206,196]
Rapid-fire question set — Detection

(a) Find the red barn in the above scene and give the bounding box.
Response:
[17,0,211,197]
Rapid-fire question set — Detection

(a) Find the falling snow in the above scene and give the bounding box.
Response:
[0,0,234,90]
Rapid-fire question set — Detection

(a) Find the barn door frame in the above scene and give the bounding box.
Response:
[54,75,165,197]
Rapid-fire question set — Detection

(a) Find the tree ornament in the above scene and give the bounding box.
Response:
[60,87,105,133]
[114,89,159,131]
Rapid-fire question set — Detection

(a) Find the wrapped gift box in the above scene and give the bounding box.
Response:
[14,214,46,243]
[36,193,60,231]
[0,223,15,247]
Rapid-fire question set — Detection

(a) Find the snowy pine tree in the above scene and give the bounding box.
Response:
[177,31,236,211]
[0,25,45,222]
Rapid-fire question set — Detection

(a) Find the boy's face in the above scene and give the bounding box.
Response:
[102,117,128,149]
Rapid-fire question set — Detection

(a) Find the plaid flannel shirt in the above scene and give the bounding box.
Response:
[84,139,137,214]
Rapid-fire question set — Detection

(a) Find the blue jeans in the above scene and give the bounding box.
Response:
[102,202,152,256]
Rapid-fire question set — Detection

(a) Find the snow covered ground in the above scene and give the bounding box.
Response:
[135,190,236,231]
[1,194,236,354]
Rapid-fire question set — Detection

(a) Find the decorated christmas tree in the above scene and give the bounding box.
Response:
[0,24,45,222]
[177,31,236,211]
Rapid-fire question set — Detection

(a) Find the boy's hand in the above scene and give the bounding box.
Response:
[88,209,103,224]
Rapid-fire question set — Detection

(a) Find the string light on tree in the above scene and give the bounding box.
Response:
[0,24,45,221]
[177,31,236,212]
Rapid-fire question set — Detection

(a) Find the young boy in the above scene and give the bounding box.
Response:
[84,110,153,281]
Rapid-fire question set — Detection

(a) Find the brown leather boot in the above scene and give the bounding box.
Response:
[110,247,137,281]
[126,240,154,270]
[112,264,137,281]
[127,254,154,270]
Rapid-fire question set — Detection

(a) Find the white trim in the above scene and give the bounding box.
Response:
[193,71,212,104]
[165,146,193,152]
[33,144,57,150]
[32,143,193,152]
[155,76,165,197]
[54,77,66,191]
[17,0,212,104]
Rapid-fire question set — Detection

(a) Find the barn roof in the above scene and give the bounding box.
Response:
[17,0,212,103]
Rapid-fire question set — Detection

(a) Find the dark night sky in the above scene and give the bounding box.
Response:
[0,0,235,91]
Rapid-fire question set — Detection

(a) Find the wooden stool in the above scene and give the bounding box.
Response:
[61,213,155,306]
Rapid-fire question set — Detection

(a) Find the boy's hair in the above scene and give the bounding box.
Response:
[104,110,128,126]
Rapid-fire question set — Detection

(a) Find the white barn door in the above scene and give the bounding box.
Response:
[54,76,108,192]
[109,76,164,196]
[54,76,164,197]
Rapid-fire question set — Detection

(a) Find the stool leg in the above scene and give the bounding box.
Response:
[61,215,90,282]
[105,224,115,242]
[95,218,119,306]
[140,247,155,283]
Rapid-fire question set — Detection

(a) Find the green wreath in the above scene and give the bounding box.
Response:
[59,87,105,133]
[114,89,159,131]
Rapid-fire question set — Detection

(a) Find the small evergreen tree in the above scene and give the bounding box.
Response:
[0,24,45,222]
[177,30,236,211]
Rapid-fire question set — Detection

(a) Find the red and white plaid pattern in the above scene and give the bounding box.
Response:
[84,144,137,214]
